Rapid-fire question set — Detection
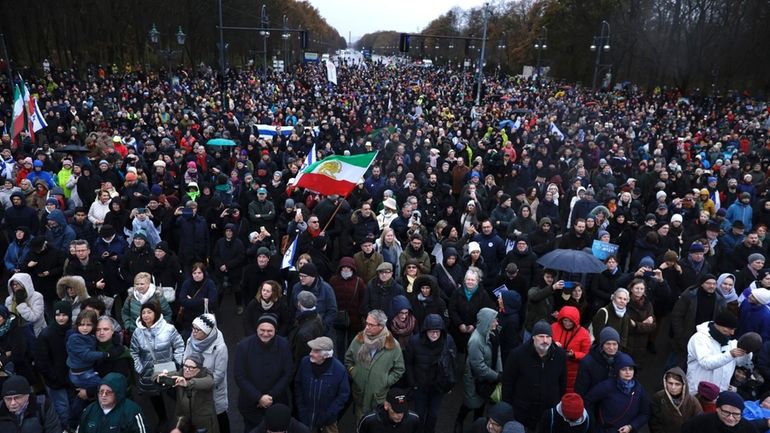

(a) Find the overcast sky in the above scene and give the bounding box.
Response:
[307,0,489,44]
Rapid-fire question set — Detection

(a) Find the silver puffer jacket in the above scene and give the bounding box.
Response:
[129,315,184,374]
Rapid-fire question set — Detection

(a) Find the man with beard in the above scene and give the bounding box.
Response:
[502,320,567,431]
[345,309,405,422]
[399,233,431,274]
[235,314,293,432]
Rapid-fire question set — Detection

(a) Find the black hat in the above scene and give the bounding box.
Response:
[714,310,739,329]
[154,241,171,254]
[53,301,72,318]
[2,375,30,397]
[257,313,278,329]
[29,236,46,252]
[100,224,116,238]
[299,262,318,278]
[264,403,292,431]
[386,388,409,413]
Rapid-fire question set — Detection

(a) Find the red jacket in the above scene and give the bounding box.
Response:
[551,306,592,392]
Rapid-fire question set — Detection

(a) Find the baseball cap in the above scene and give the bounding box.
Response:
[386,388,409,413]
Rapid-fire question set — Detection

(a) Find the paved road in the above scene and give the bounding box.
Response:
[133,293,667,433]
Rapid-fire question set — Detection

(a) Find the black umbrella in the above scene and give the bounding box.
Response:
[536,248,606,274]
[54,144,89,153]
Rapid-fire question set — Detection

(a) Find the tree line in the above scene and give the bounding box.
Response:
[357,0,770,95]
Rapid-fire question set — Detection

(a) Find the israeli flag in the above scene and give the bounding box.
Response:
[549,122,565,141]
[281,236,298,270]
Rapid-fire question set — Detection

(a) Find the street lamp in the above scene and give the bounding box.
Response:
[147,23,186,75]
[282,15,290,70]
[260,4,270,74]
[475,2,490,106]
[533,26,547,77]
[590,20,611,90]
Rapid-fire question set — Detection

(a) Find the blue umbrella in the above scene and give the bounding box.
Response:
[536,249,607,274]
[206,138,237,146]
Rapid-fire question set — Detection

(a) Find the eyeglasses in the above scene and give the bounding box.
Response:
[718,407,742,419]
[191,327,203,333]
[98,389,114,396]
[378,270,392,274]
[183,364,199,370]
[308,220,319,224]
[365,322,383,328]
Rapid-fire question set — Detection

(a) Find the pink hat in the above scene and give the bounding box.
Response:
[187,161,197,169]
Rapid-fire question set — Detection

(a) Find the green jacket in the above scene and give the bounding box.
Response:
[345,330,405,421]
[78,373,147,433]
[121,287,173,333]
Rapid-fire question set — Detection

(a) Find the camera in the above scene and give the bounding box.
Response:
[158,375,176,387]
[411,210,422,219]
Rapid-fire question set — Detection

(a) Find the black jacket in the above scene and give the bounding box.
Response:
[682,413,756,433]
[356,404,420,433]
[34,321,70,389]
[502,341,567,429]
[573,344,627,395]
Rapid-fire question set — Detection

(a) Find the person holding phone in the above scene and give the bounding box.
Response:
[155,352,219,433]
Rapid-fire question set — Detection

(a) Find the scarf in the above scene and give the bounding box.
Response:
[618,378,636,394]
[190,328,219,353]
[260,299,275,310]
[356,328,389,367]
[464,285,477,301]
[134,285,157,305]
[708,322,730,346]
[0,315,14,337]
[613,302,626,318]
[390,313,416,339]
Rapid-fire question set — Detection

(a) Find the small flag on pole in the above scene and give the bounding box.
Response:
[281,235,298,269]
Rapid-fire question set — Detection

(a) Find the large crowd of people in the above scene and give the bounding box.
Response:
[0,56,769,433]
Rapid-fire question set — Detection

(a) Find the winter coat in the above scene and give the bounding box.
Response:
[627,296,657,359]
[354,250,385,285]
[670,287,727,354]
[183,329,229,414]
[77,373,147,433]
[500,244,540,289]
[502,339,568,429]
[4,193,40,236]
[405,314,457,393]
[35,319,71,390]
[499,290,523,363]
[470,230,506,279]
[574,344,628,395]
[490,205,515,234]
[4,236,30,272]
[345,330,405,419]
[129,316,184,375]
[151,253,184,289]
[234,335,293,425]
[329,257,367,334]
[649,367,703,433]
[686,321,751,393]
[431,247,465,299]
[449,285,496,350]
[737,296,770,340]
[119,245,154,283]
[293,356,350,428]
[0,390,61,433]
[44,209,75,252]
[551,306,592,393]
[356,404,421,433]
[121,286,173,334]
[463,308,502,409]
[591,305,631,353]
[585,376,650,433]
[178,277,219,331]
[290,277,338,334]
[726,200,753,232]
[64,258,105,297]
[362,277,405,319]
[411,276,448,327]
[6,272,46,336]
[590,270,632,310]
[175,214,209,264]
[23,244,64,303]
[56,275,89,318]
[682,413,757,433]
[288,311,325,362]
[524,282,556,332]
[167,367,219,433]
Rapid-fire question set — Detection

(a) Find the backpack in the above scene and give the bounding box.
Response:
[434,338,457,393]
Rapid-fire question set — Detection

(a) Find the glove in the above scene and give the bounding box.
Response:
[14,290,27,304]
[106,344,124,359]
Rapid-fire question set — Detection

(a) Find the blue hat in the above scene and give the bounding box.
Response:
[33,160,43,167]
[716,391,745,411]
[614,352,636,369]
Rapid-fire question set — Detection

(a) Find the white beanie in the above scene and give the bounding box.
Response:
[671,214,683,224]
[192,313,217,335]
[468,241,481,253]
[656,191,667,200]
[752,288,770,305]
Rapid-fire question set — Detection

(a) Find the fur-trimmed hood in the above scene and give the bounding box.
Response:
[56,275,89,300]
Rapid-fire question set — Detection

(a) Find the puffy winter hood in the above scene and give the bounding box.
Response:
[475,307,498,336]
[422,313,445,332]
[8,272,35,297]
[443,247,459,266]
[101,372,128,405]
[48,209,68,226]
[56,275,89,300]
[413,275,439,294]
[10,191,24,204]
[390,294,412,317]
[337,256,357,273]
[557,305,581,325]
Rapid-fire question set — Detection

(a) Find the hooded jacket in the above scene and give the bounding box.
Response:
[0,387,61,433]
[44,209,76,252]
[6,272,46,336]
[56,275,89,318]
[431,246,464,300]
[552,306,592,393]
[4,226,31,273]
[649,367,703,433]
[463,308,502,409]
[329,256,367,333]
[405,313,456,391]
[77,373,147,433]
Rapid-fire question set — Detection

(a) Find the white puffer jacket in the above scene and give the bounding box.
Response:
[6,272,46,336]
[686,321,752,393]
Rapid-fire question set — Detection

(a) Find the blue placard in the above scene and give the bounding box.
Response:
[592,240,619,261]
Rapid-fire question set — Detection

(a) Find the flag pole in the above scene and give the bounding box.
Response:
[320,197,345,234]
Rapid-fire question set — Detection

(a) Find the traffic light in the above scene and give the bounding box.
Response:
[300,30,308,49]
[399,33,410,53]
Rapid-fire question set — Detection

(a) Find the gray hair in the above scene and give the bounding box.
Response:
[465,267,483,282]
[612,288,630,300]
[368,309,388,327]
[320,349,334,359]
